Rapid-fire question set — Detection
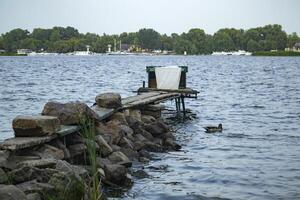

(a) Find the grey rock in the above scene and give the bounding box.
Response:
[26,193,41,200]
[68,143,86,158]
[103,164,127,185]
[95,93,122,109]
[144,141,163,152]
[55,160,89,180]
[16,179,54,195]
[110,112,128,125]
[42,101,99,125]
[128,109,142,122]
[118,137,134,149]
[164,138,181,151]
[0,185,28,200]
[121,148,139,160]
[13,115,60,137]
[33,144,64,160]
[96,158,112,169]
[133,141,145,151]
[8,166,57,184]
[0,168,8,184]
[141,115,156,124]
[95,135,113,157]
[132,170,149,179]
[108,151,130,164]
[144,120,169,137]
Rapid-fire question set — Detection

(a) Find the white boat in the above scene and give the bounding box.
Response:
[212,50,251,56]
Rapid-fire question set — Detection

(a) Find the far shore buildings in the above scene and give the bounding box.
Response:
[17,49,32,55]
[285,43,300,52]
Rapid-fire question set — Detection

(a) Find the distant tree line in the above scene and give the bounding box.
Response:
[0,24,299,54]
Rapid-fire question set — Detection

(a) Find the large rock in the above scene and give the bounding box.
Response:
[55,160,89,180]
[108,151,130,164]
[42,101,99,125]
[95,135,113,157]
[48,171,85,199]
[141,115,156,124]
[121,148,139,160]
[16,179,55,195]
[26,193,41,200]
[128,109,142,122]
[33,144,64,160]
[0,185,28,200]
[103,164,127,185]
[144,120,169,137]
[118,137,134,149]
[110,112,128,125]
[95,93,122,109]
[13,115,60,137]
[68,143,86,158]
[164,138,181,151]
[8,166,57,184]
[0,168,8,184]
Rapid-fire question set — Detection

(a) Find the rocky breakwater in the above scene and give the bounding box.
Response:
[0,92,181,200]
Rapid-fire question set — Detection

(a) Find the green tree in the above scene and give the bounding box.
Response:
[247,39,262,52]
[138,28,161,50]
[212,31,235,51]
[287,32,300,48]
[184,28,207,54]
[1,28,29,51]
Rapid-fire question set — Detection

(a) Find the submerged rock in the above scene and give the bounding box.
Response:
[0,185,28,200]
[95,93,122,109]
[42,101,99,125]
[13,115,60,137]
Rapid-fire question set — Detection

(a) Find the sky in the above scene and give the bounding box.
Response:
[0,0,299,35]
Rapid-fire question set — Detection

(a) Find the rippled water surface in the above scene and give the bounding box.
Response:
[1,55,300,200]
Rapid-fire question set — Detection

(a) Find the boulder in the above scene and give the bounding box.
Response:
[144,141,163,152]
[144,120,169,137]
[96,158,112,169]
[132,170,149,179]
[138,149,152,159]
[0,168,8,184]
[133,141,145,151]
[108,151,130,165]
[0,185,28,200]
[118,137,134,149]
[33,144,64,160]
[95,135,113,157]
[125,115,141,132]
[103,164,127,185]
[50,139,71,159]
[8,166,57,184]
[128,109,142,122]
[26,193,41,200]
[13,115,60,137]
[105,121,125,144]
[141,115,156,124]
[95,93,122,109]
[109,112,128,125]
[16,179,55,195]
[68,143,86,158]
[134,134,148,142]
[66,133,84,145]
[140,129,154,141]
[111,144,121,152]
[55,160,89,180]
[164,138,181,151]
[121,148,139,160]
[141,104,162,118]
[42,101,99,125]
[48,171,85,200]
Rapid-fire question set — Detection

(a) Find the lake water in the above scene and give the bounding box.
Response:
[0,55,300,199]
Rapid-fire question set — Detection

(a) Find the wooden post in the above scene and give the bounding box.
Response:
[181,95,186,117]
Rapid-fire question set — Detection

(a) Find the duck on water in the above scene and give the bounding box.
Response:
[204,123,223,133]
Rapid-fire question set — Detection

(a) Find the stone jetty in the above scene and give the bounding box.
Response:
[0,92,182,200]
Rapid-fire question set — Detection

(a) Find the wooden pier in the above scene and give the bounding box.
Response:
[0,91,193,151]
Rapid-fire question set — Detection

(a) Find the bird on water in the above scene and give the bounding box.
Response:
[204,123,223,133]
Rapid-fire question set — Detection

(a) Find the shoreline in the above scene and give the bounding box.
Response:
[0,92,184,199]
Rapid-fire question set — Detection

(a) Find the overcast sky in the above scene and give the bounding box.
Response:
[0,0,299,35]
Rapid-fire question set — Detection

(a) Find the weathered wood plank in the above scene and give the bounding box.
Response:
[0,135,56,150]
[0,125,80,151]
[122,92,162,104]
[123,93,180,109]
